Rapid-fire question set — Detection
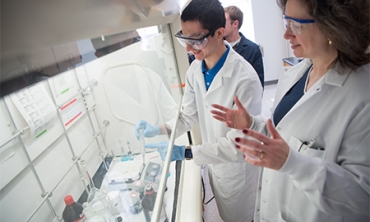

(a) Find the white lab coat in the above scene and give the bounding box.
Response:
[167,44,263,222]
[248,59,370,221]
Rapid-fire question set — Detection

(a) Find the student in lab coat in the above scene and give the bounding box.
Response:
[135,0,263,221]
[211,0,370,221]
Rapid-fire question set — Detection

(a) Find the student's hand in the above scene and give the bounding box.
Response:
[135,120,160,140]
[211,96,253,129]
[145,141,185,161]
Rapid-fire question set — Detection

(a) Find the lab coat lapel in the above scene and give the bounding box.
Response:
[273,59,312,109]
[194,64,208,96]
[205,70,223,95]
[276,60,351,128]
[204,48,235,97]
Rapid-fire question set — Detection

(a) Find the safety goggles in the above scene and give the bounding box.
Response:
[174,29,217,50]
[283,15,315,35]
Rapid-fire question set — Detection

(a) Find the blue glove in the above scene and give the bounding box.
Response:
[135,120,160,140]
[145,141,185,161]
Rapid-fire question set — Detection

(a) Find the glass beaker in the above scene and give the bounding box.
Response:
[79,160,115,222]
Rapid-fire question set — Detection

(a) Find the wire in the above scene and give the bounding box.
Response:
[204,196,215,205]
[201,175,215,205]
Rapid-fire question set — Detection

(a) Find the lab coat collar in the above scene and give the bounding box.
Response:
[205,42,235,94]
[275,59,351,116]
[285,58,351,88]
[194,42,235,96]
[323,63,352,87]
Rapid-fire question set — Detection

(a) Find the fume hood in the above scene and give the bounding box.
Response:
[0,0,201,221]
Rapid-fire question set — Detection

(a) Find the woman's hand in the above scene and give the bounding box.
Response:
[235,119,290,170]
[211,96,253,129]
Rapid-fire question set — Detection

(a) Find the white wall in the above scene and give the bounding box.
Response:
[220,0,289,82]
[251,0,288,82]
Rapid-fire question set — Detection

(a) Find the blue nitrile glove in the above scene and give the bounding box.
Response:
[145,141,185,161]
[135,120,160,140]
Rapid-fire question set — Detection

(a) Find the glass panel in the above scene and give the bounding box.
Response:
[79,24,182,222]
[0,24,183,221]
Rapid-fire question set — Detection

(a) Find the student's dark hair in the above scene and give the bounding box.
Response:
[277,0,370,70]
[181,0,226,35]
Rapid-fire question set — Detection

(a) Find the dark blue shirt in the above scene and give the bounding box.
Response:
[273,66,311,126]
[201,45,230,91]
[233,33,264,88]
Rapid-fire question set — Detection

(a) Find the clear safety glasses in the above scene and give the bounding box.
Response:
[283,15,315,35]
[174,29,217,50]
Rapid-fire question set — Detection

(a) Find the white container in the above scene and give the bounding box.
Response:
[107,191,125,215]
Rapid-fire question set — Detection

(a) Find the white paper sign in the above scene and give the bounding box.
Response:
[60,97,84,128]
[10,84,57,138]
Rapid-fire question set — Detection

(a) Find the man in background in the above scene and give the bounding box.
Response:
[224,5,264,88]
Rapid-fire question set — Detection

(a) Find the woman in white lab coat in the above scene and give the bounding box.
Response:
[211,0,370,221]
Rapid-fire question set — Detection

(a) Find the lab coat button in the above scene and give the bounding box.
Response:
[257,208,260,212]
[259,186,262,190]
[264,179,268,183]
[263,200,267,203]
[316,88,320,91]
[277,127,281,131]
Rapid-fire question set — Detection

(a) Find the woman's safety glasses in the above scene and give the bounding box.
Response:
[283,15,315,35]
[175,29,217,50]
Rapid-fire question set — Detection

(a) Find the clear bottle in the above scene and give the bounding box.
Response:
[141,185,168,222]
[83,202,105,222]
[80,160,115,222]
[62,195,85,222]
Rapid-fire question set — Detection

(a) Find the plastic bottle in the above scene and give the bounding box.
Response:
[141,185,168,222]
[62,195,85,222]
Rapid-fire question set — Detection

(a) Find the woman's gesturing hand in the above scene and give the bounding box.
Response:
[235,119,290,170]
[211,96,253,129]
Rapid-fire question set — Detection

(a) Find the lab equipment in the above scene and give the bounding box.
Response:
[139,128,146,164]
[80,160,115,221]
[107,190,126,216]
[141,184,168,222]
[62,195,85,222]
[135,120,160,139]
[82,202,105,222]
[119,140,125,155]
[125,191,142,214]
[131,180,144,198]
[145,141,185,161]
[107,157,144,183]
[120,141,134,161]
[143,162,161,184]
